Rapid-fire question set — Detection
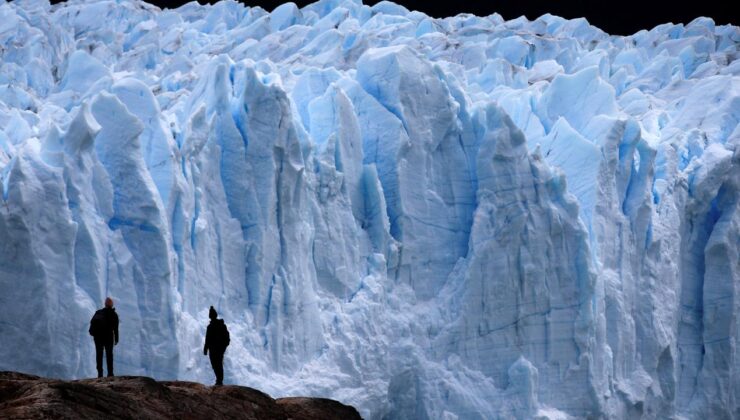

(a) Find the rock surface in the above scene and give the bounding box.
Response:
[0,372,361,420]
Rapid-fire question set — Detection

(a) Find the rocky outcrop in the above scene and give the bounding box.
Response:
[0,372,361,419]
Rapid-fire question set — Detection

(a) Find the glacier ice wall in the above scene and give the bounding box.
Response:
[0,0,738,418]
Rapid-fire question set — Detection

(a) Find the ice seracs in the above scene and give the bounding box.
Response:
[0,0,738,418]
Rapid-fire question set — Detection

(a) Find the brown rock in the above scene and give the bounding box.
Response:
[0,371,363,420]
[277,397,362,420]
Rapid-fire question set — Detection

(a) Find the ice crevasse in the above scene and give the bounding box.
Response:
[0,0,738,418]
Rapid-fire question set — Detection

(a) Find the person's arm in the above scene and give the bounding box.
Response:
[204,326,210,355]
[113,313,119,345]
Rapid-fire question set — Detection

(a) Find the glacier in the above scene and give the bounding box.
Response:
[0,0,738,418]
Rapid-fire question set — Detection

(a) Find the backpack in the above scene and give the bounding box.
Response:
[89,310,105,337]
[219,321,230,349]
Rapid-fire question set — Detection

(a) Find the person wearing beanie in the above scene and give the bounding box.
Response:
[203,305,230,386]
[88,297,119,378]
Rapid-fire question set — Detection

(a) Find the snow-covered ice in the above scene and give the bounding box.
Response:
[0,0,738,418]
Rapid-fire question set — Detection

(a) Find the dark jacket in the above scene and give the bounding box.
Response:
[204,319,229,355]
[91,307,119,343]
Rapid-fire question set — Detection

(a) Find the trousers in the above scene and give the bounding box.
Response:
[209,350,224,385]
[95,338,114,377]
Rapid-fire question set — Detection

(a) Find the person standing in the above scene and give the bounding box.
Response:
[89,297,119,378]
[203,306,230,386]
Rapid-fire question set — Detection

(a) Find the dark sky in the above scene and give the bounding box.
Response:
[204,0,736,35]
[67,0,738,35]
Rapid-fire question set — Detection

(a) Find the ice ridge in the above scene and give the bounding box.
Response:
[0,0,738,418]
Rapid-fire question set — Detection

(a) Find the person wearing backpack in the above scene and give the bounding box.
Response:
[203,306,230,386]
[89,297,119,378]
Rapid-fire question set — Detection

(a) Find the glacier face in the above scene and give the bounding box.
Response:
[0,0,739,417]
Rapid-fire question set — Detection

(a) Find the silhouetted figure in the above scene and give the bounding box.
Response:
[89,297,119,378]
[204,306,230,386]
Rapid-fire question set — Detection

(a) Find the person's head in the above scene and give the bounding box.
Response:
[105,297,114,308]
[209,306,218,320]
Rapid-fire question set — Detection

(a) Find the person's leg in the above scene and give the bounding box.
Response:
[95,340,103,378]
[105,340,114,377]
[209,351,224,385]
[208,352,217,384]
[215,351,224,385]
